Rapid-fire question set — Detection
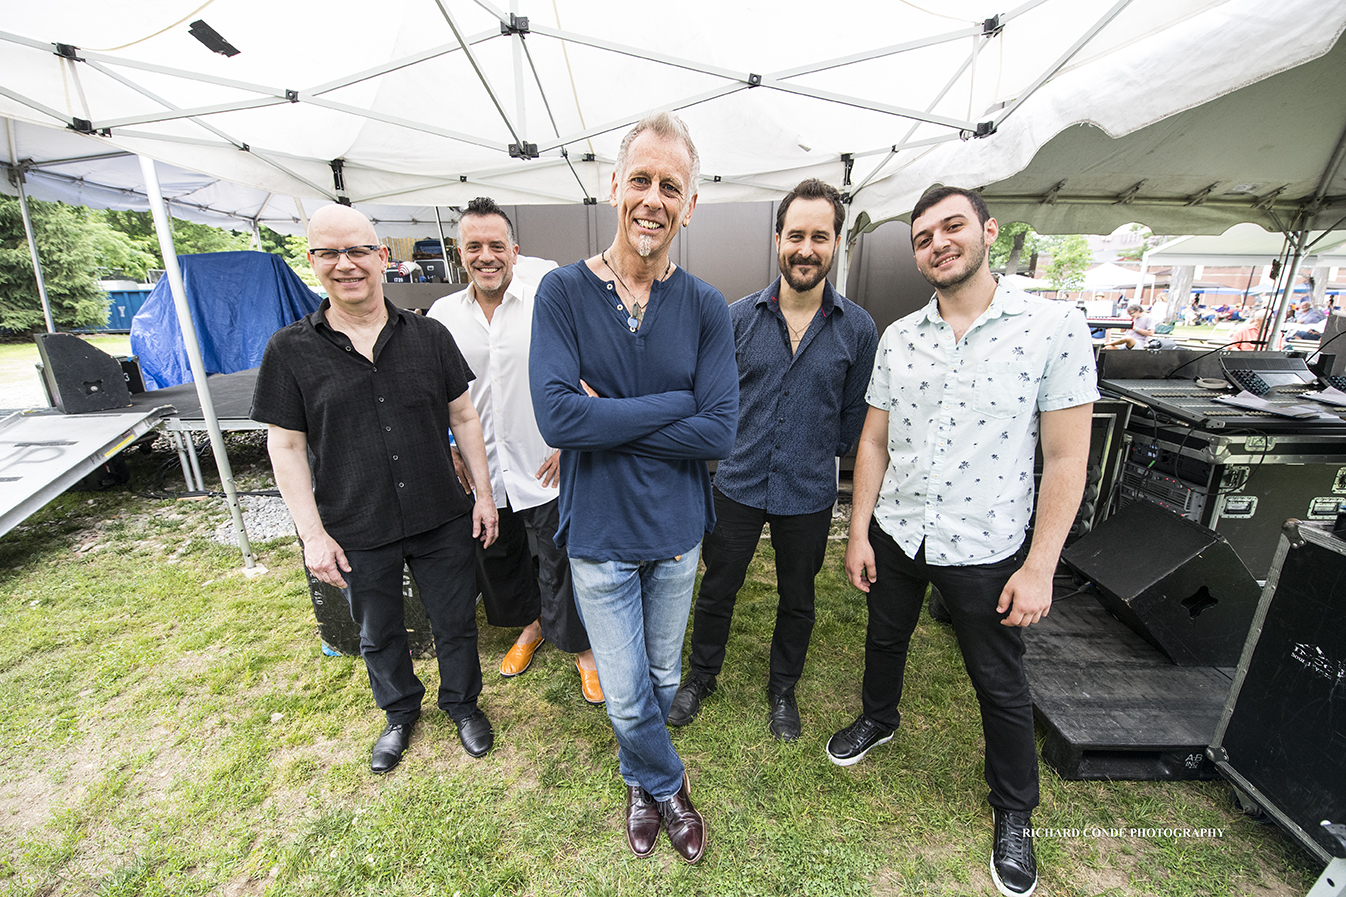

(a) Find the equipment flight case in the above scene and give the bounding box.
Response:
[1208,519,1346,867]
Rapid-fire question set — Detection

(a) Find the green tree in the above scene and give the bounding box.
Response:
[989,222,1044,275]
[97,210,317,287]
[1041,234,1093,291]
[0,196,114,332]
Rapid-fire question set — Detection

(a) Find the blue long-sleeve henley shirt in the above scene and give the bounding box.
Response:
[529,261,739,561]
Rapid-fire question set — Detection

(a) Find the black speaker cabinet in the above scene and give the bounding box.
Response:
[1061,500,1261,666]
[34,332,133,413]
[1209,520,1346,864]
[304,562,435,658]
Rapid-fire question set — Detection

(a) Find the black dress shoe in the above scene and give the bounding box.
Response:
[371,720,415,774]
[768,690,801,741]
[455,708,494,758]
[990,808,1038,896]
[667,674,716,727]
[657,773,705,864]
[625,784,660,858]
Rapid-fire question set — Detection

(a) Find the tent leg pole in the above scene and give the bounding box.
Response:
[185,432,206,492]
[139,154,259,573]
[1269,235,1306,348]
[170,430,193,491]
[434,206,454,284]
[6,119,56,333]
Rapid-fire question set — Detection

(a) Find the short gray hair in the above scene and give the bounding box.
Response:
[613,112,701,196]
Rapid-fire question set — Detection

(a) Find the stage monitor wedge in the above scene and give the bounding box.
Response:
[34,333,133,414]
[1061,500,1260,666]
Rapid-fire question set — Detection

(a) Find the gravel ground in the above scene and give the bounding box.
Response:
[211,494,295,546]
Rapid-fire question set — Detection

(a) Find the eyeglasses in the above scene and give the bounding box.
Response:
[309,245,382,262]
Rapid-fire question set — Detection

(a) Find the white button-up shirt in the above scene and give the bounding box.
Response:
[868,282,1099,565]
[427,255,560,511]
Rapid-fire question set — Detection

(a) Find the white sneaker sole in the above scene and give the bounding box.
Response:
[825,731,892,767]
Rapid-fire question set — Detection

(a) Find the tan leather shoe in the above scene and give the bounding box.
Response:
[576,659,604,705]
[499,636,544,677]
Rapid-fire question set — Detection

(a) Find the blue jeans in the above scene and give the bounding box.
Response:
[569,547,701,801]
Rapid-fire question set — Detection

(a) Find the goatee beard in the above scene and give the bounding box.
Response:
[637,235,655,258]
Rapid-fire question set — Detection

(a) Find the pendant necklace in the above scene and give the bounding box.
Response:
[603,252,671,332]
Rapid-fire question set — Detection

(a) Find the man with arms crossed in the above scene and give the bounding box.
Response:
[253,204,499,774]
[530,112,738,864]
[669,177,877,740]
[831,187,1096,896]
[428,197,601,705]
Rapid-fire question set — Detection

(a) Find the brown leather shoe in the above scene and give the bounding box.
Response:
[499,635,544,677]
[625,784,659,858]
[657,773,705,864]
[576,659,604,705]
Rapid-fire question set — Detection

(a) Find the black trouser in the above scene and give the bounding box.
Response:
[476,501,543,628]
[861,520,1038,812]
[477,500,589,653]
[343,516,482,726]
[687,488,832,695]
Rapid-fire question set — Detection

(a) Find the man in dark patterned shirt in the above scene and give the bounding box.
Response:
[252,204,499,774]
[668,178,877,740]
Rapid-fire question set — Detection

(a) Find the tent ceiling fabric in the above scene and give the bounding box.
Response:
[864,3,1346,236]
[1,0,1344,238]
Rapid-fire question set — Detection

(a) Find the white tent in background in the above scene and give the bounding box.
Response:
[1079,262,1155,292]
[1146,224,1346,268]
[1000,273,1052,292]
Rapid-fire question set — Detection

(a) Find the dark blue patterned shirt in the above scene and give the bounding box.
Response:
[713,277,878,515]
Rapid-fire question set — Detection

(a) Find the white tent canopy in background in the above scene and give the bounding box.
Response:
[1146,224,1346,268]
[1079,262,1155,291]
[2,0,1345,242]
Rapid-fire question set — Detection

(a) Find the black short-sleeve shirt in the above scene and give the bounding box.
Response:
[251,298,474,550]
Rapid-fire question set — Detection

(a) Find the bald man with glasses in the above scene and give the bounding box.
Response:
[252,204,500,773]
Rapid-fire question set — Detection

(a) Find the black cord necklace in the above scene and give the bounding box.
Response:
[602,251,671,332]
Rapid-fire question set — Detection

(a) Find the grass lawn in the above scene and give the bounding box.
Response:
[0,432,1322,896]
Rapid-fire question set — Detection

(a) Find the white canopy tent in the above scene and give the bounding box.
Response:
[4,0,1346,566]
[1079,262,1155,291]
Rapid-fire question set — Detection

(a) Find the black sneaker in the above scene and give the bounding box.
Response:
[990,808,1038,896]
[667,674,716,727]
[767,690,801,741]
[825,714,893,766]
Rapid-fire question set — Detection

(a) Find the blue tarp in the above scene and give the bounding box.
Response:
[130,251,320,390]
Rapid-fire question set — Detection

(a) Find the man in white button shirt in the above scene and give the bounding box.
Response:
[428,197,600,704]
[829,186,1098,897]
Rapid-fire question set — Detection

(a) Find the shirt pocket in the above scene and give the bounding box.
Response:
[393,365,445,408]
[972,361,1035,419]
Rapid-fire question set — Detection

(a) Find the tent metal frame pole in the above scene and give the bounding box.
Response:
[433,206,455,284]
[1269,235,1306,344]
[138,153,257,571]
[6,119,56,333]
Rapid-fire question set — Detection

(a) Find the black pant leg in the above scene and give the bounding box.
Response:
[342,538,426,726]
[476,501,542,628]
[927,549,1039,813]
[405,516,484,721]
[859,520,929,731]
[686,489,767,679]
[520,499,590,654]
[764,505,832,694]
